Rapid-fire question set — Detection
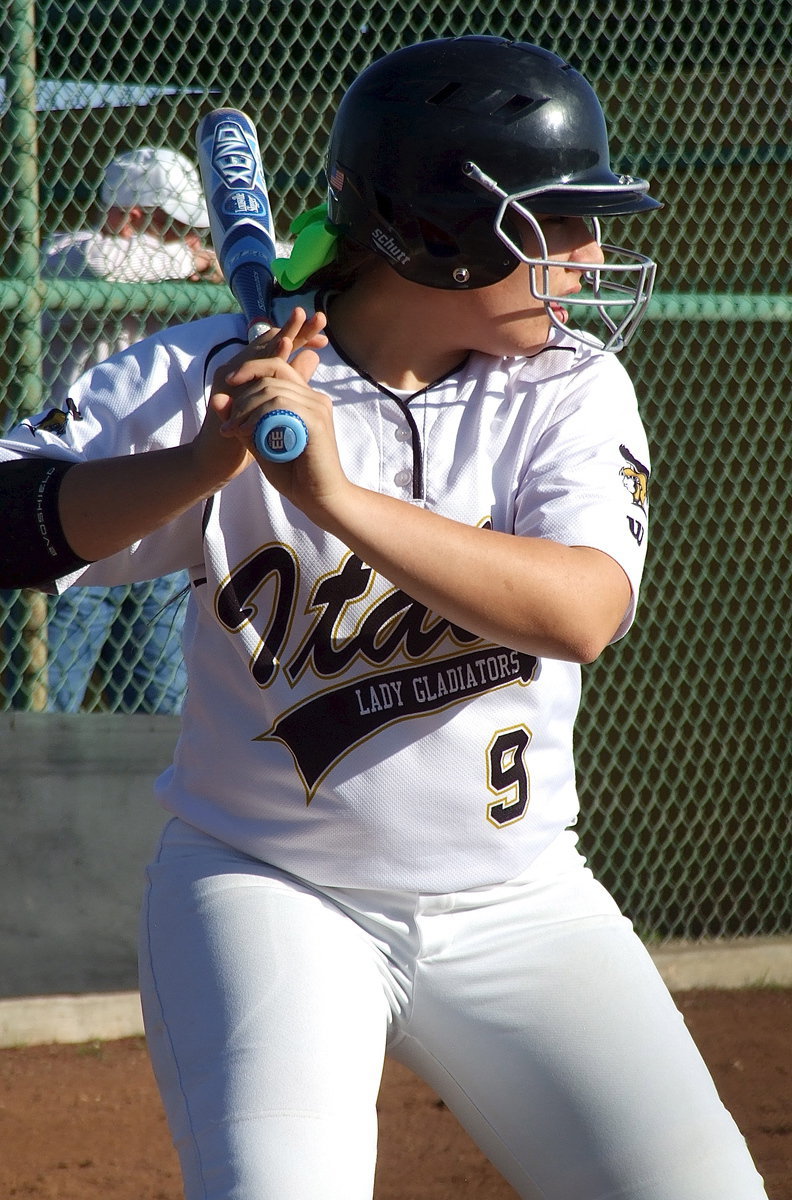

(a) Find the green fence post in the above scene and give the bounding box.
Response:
[5,0,47,710]
[5,0,43,416]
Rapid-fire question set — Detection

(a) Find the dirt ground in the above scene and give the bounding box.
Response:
[1,988,789,1199]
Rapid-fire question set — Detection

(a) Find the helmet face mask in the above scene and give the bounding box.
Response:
[468,167,658,353]
[326,35,661,351]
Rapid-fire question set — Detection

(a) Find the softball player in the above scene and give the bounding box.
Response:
[0,36,768,1200]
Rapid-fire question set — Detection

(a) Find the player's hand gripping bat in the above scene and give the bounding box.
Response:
[196,108,308,462]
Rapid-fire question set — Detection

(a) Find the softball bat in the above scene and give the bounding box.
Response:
[196,107,308,462]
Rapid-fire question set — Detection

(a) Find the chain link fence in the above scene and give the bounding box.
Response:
[1,1,790,939]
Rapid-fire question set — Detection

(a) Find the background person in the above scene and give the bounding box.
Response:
[39,146,221,712]
[42,144,223,393]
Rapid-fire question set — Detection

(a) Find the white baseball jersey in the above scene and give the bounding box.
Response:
[0,297,651,892]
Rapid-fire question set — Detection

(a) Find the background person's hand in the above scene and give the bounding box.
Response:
[190,247,224,283]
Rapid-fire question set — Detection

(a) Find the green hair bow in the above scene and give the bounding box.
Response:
[272,204,339,291]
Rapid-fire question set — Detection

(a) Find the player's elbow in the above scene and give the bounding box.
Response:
[552,551,632,663]
[525,589,630,664]
[537,626,613,665]
[565,630,613,665]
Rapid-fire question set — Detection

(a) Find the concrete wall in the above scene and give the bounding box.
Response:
[3,711,792,1026]
[0,712,179,998]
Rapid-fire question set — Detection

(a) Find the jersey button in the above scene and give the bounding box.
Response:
[395,427,411,442]
[394,469,412,487]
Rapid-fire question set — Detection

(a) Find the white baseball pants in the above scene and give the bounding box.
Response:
[139,818,768,1200]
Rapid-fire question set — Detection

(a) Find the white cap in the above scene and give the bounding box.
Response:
[101,147,210,229]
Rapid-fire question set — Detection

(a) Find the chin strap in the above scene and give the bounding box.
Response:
[272,204,340,290]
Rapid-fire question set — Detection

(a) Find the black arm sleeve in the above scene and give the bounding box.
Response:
[0,457,93,588]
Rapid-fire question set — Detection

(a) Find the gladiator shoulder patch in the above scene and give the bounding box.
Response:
[619,444,649,512]
[619,444,649,546]
[25,397,82,437]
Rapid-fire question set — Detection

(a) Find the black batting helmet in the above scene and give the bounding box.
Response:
[326,35,660,292]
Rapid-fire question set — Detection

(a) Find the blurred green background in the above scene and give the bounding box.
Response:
[1,0,790,941]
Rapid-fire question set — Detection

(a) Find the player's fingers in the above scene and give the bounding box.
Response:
[268,312,328,361]
[224,344,298,386]
[295,310,328,344]
[259,306,306,344]
[247,307,317,349]
[236,312,303,365]
[222,313,327,384]
[293,325,329,356]
[279,306,327,343]
[220,368,308,413]
[261,309,328,356]
[220,377,328,439]
[214,312,326,427]
[289,348,322,383]
[228,319,326,381]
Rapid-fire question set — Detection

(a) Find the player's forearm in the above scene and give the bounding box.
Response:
[323,485,631,663]
[57,445,223,563]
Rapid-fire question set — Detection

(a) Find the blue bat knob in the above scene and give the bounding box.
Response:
[254,410,309,462]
